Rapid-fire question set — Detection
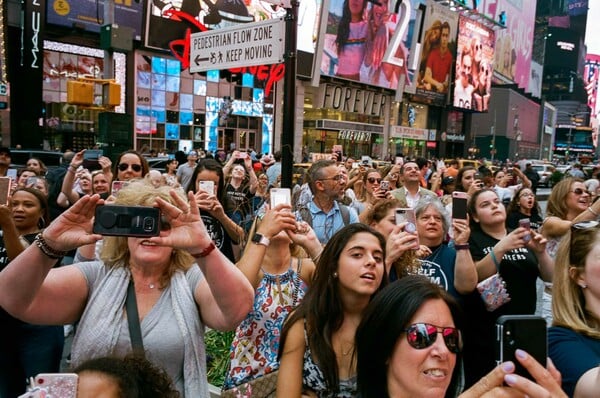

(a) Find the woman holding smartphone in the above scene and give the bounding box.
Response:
[0,188,63,397]
[463,189,553,388]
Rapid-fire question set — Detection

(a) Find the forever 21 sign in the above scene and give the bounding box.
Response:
[318,83,390,118]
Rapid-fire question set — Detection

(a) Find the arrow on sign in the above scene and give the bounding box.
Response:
[195,54,209,65]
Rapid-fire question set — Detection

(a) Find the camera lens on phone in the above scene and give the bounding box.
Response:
[143,217,155,231]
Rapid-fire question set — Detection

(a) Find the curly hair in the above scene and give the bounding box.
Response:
[74,354,181,398]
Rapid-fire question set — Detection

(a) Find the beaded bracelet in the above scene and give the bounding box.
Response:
[34,233,68,259]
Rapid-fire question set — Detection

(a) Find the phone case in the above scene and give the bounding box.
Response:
[0,177,11,205]
[451,192,468,219]
[198,180,216,195]
[270,188,291,208]
[93,205,161,237]
[31,373,78,398]
[395,208,419,249]
[496,315,547,380]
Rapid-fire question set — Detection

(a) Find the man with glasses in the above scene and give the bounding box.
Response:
[390,160,438,208]
[176,150,199,190]
[297,159,358,245]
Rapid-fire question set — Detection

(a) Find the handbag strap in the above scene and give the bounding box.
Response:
[125,279,145,356]
[292,258,302,306]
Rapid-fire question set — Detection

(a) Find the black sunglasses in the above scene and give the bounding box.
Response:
[367,177,382,184]
[404,323,462,353]
[118,163,142,172]
[570,188,590,196]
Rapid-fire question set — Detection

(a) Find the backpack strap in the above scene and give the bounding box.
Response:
[298,207,313,227]
[339,203,350,226]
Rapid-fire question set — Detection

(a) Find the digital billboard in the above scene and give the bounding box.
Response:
[412,1,458,106]
[319,0,425,90]
[452,15,495,112]
[47,0,144,40]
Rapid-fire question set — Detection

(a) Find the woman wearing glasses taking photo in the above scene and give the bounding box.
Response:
[356,276,567,398]
[540,178,600,325]
[113,150,150,182]
[354,168,389,219]
[549,221,600,398]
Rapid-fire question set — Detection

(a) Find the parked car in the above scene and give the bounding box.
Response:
[9,149,64,172]
[530,163,556,187]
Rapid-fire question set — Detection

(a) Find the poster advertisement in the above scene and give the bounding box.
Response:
[452,15,495,112]
[412,1,458,106]
[320,0,424,90]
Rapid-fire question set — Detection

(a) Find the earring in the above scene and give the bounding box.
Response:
[333,272,338,278]
[581,284,588,289]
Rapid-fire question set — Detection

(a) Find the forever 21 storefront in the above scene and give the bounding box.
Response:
[301,82,393,160]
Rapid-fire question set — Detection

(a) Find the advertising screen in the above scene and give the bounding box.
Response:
[319,0,424,90]
[452,15,495,112]
[412,1,458,106]
[47,0,144,40]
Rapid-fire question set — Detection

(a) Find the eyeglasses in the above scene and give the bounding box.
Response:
[519,192,535,198]
[570,188,590,196]
[404,323,462,354]
[367,177,382,184]
[118,163,142,172]
[319,174,343,182]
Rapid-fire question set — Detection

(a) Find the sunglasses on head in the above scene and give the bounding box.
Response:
[404,323,462,353]
[367,177,382,184]
[571,188,590,196]
[118,163,142,172]
[570,220,600,261]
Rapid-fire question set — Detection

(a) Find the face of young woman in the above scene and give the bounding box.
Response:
[580,235,600,303]
[517,189,535,212]
[472,190,506,226]
[461,169,476,191]
[79,173,92,193]
[336,232,385,297]
[371,208,396,240]
[26,159,42,173]
[387,299,457,398]
[565,181,590,215]
[117,153,143,181]
[195,170,220,194]
[365,172,382,194]
[10,190,43,233]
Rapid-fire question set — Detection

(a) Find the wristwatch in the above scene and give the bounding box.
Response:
[252,233,270,247]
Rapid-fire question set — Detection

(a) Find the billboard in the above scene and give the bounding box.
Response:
[412,1,458,106]
[452,15,495,112]
[544,27,580,71]
[492,0,535,89]
[585,55,600,119]
[47,0,144,40]
[319,0,425,90]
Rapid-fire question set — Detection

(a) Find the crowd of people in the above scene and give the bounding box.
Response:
[0,146,598,398]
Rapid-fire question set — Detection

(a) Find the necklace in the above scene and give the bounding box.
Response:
[148,283,156,289]
[340,340,354,356]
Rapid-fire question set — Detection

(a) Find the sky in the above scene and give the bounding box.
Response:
[585,2,600,54]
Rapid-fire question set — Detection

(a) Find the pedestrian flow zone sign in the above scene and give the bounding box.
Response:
[190,18,286,73]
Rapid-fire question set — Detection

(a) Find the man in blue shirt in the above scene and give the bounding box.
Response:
[299,159,358,244]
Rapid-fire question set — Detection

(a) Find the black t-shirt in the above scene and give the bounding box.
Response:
[201,211,236,263]
[462,227,541,387]
[223,182,255,221]
[506,210,543,231]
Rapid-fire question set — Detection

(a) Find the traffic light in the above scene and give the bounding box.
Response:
[103,82,121,107]
[67,81,94,105]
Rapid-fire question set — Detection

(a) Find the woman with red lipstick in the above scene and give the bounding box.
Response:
[506,187,543,231]
[0,188,64,397]
[461,189,553,388]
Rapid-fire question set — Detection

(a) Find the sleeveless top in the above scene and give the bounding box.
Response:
[224,259,308,389]
[302,323,357,398]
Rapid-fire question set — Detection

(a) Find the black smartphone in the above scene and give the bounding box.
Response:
[452,191,468,220]
[93,205,161,237]
[496,315,547,380]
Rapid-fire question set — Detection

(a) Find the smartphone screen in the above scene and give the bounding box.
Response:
[270,188,291,209]
[93,205,161,237]
[0,177,10,205]
[496,315,547,380]
[395,208,419,249]
[452,192,468,220]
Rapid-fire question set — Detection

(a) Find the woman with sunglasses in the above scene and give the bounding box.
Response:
[277,224,388,397]
[462,188,553,388]
[540,178,600,326]
[0,180,254,397]
[113,150,149,182]
[506,186,543,231]
[549,221,600,397]
[355,168,388,220]
[356,276,567,398]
